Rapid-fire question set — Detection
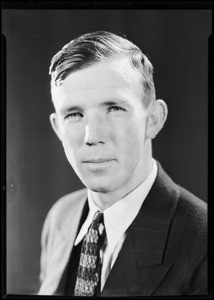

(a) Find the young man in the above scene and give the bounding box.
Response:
[38,31,207,296]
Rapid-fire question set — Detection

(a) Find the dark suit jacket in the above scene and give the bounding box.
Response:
[38,163,207,296]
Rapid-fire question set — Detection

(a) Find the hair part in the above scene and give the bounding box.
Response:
[49,31,156,108]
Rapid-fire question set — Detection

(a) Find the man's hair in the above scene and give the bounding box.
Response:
[49,31,156,108]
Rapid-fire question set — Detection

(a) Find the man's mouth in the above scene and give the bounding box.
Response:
[82,158,115,164]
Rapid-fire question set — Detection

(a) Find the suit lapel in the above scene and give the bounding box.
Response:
[102,163,180,296]
[39,195,88,295]
[54,199,89,294]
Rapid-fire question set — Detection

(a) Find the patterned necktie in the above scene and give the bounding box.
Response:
[74,211,106,296]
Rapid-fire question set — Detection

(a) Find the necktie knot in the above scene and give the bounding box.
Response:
[91,211,104,230]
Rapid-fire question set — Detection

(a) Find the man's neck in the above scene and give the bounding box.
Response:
[89,157,154,211]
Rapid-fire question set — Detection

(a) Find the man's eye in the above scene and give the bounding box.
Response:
[108,106,126,113]
[64,112,83,122]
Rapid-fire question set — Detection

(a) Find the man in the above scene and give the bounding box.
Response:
[38,31,207,296]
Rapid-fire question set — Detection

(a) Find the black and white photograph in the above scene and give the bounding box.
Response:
[3,3,212,297]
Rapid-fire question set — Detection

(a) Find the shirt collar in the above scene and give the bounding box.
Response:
[74,158,157,252]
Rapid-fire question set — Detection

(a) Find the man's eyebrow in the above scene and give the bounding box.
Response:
[59,106,83,114]
[101,99,130,106]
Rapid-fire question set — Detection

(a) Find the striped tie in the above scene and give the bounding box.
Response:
[74,211,105,296]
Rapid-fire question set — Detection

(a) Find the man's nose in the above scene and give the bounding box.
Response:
[84,118,105,146]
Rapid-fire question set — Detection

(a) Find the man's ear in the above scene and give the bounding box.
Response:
[146,99,168,139]
[50,113,62,141]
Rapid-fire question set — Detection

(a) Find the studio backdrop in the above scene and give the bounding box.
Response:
[3,9,211,294]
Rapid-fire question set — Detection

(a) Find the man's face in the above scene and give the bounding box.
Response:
[51,58,152,197]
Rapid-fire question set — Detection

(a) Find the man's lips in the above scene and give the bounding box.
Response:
[82,158,115,163]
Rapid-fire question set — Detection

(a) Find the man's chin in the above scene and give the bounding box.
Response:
[83,180,112,194]
[86,185,110,194]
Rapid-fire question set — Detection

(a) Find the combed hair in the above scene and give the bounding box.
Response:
[49,31,156,108]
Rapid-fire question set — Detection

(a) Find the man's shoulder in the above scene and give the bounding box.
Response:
[178,186,207,229]
[54,188,87,208]
[46,188,87,227]
[155,161,207,231]
[156,161,207,214]
[51,188,87,214]
[179,186,207,211]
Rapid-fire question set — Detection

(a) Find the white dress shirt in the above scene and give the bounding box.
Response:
[74,158,157,291]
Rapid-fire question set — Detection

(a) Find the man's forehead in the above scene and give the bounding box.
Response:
[56,58,140,90]
[51,58,144,111]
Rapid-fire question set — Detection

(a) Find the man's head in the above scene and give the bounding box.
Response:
[49,31,167,202]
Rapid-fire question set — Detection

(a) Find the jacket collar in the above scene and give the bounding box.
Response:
[131,161,180,266]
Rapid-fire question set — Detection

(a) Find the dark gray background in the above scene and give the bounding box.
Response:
[3,9,211,294]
